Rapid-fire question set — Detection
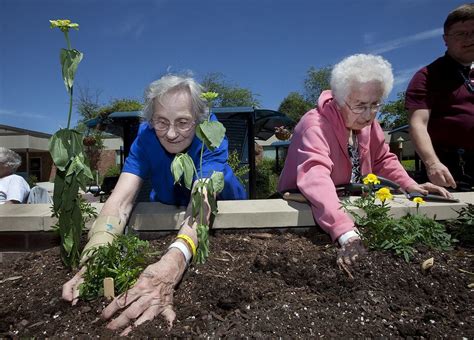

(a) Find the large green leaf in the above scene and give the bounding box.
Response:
[171,153,195,189]
[171,154,185,185]
[60,48,83,91]
[181,154,195,190]
[195,121,226,151]
[49,130,70,170]
[210,171,224,194]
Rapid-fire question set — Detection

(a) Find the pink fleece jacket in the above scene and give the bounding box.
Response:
[278,90,417,242]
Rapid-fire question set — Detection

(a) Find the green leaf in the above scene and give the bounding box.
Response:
[181,154,195,190]
[195,121,226,151]
[49,130,71,170]
[210,171,224,194]
[171,154,185,184]
[60,48,83,91]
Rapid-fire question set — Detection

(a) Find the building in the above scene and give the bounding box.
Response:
[0,124,122,182]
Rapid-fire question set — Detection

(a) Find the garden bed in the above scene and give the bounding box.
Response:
[1,230,473,338]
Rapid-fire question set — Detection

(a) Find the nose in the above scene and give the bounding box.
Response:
[166,124,179,138]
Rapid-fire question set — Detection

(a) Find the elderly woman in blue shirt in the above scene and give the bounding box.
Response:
[62,75,246,335]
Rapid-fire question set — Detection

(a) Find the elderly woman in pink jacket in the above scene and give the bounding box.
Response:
[278,54,451,270]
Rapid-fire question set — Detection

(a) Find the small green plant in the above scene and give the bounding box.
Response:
[104,164,121,178]
[171,91,225,264]
[27,175,38,188]
[448,203,474,244]
[79,234,153,301]
[51,195,98,232]
[255,158,279,199]
[341,174,454,262]
[228,149,249,186]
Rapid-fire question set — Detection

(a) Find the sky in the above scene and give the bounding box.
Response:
[0,0,467,134]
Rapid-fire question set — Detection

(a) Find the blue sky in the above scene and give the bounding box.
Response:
[0,0,466,134]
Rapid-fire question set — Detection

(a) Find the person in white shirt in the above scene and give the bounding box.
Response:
[0,147,30,204]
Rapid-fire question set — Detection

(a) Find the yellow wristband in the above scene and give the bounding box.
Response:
[176,234,197,258]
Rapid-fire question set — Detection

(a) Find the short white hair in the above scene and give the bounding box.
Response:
[142,74,207,123]
[330,54,394,105]
[0,147,22,173]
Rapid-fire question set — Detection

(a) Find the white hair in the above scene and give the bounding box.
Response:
[142,74,208,123]
[0,147,22,173]
[330,54,394,105]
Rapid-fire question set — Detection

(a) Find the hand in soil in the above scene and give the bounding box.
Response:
[336,237,367,279]
[101,249,186,336]
[62,266,86,305]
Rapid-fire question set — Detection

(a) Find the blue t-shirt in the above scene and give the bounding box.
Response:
[122,116,247,206]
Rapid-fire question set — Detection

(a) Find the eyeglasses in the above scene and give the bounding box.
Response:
[344,101,384,115]
[445,30,474,41]
[150,118,196,133]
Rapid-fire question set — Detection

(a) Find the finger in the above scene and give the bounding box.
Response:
[107,295,151,330]
[338,261,354,279]
[120,325,133,337]
[133,305,161,328]
[62,267,85,303]
[445,173,456,189]
[102,289,141,320]
[161,305,176,330]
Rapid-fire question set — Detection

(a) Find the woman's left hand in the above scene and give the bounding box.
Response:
[406,182,453,198]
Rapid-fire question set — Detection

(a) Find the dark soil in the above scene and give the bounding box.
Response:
[1,230,473,338]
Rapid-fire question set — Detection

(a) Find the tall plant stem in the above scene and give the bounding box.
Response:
[67,87,73,129]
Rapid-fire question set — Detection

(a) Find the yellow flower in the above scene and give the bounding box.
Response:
[363,173,380,185]
[413,197,425,205]
[49,19,79,32]
[200,92,219,102]
[375,187,392,202]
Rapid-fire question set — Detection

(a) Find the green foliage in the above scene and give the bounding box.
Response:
[49,20,94,268]
[104,164,121,178]
[51,195,98,233]
[201,72,260,107]
[278,92,313,122]
[79,234,152,301]
[379,92,409,129]
[228,150,249,186]
[401,159,415,171]
[341,179,454,262]
[171,93,226,264]
[448,204,474,244]
[304,66,332,105]
[97,98,143,117]
[27,175,38,188]
[255,158,280,199]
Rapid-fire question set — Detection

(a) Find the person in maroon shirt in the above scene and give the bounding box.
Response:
[405,3,474,191]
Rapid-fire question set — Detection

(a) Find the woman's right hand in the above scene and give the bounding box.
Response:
[336,236,367,278]
[62,266,87,305]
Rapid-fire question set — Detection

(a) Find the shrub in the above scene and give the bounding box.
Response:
[256,158,280,199]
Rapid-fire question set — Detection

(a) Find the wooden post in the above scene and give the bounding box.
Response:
[103,277,115,299]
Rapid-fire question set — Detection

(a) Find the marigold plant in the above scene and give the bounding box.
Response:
[341,174,453,261]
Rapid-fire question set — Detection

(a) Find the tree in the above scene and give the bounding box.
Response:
[379,92,409,129]
[76,86,102,121]
[304,66,332,105]
[278,92,313,122]
[201,72,260,107]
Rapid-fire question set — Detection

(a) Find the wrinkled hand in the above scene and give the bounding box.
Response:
[425,162,456,189]
[102,250,186,336]
[336,237,367,279]
[406,182,453,199]
[62,266,86,305]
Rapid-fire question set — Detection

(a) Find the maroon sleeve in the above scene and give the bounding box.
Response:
[405,67,430,111]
